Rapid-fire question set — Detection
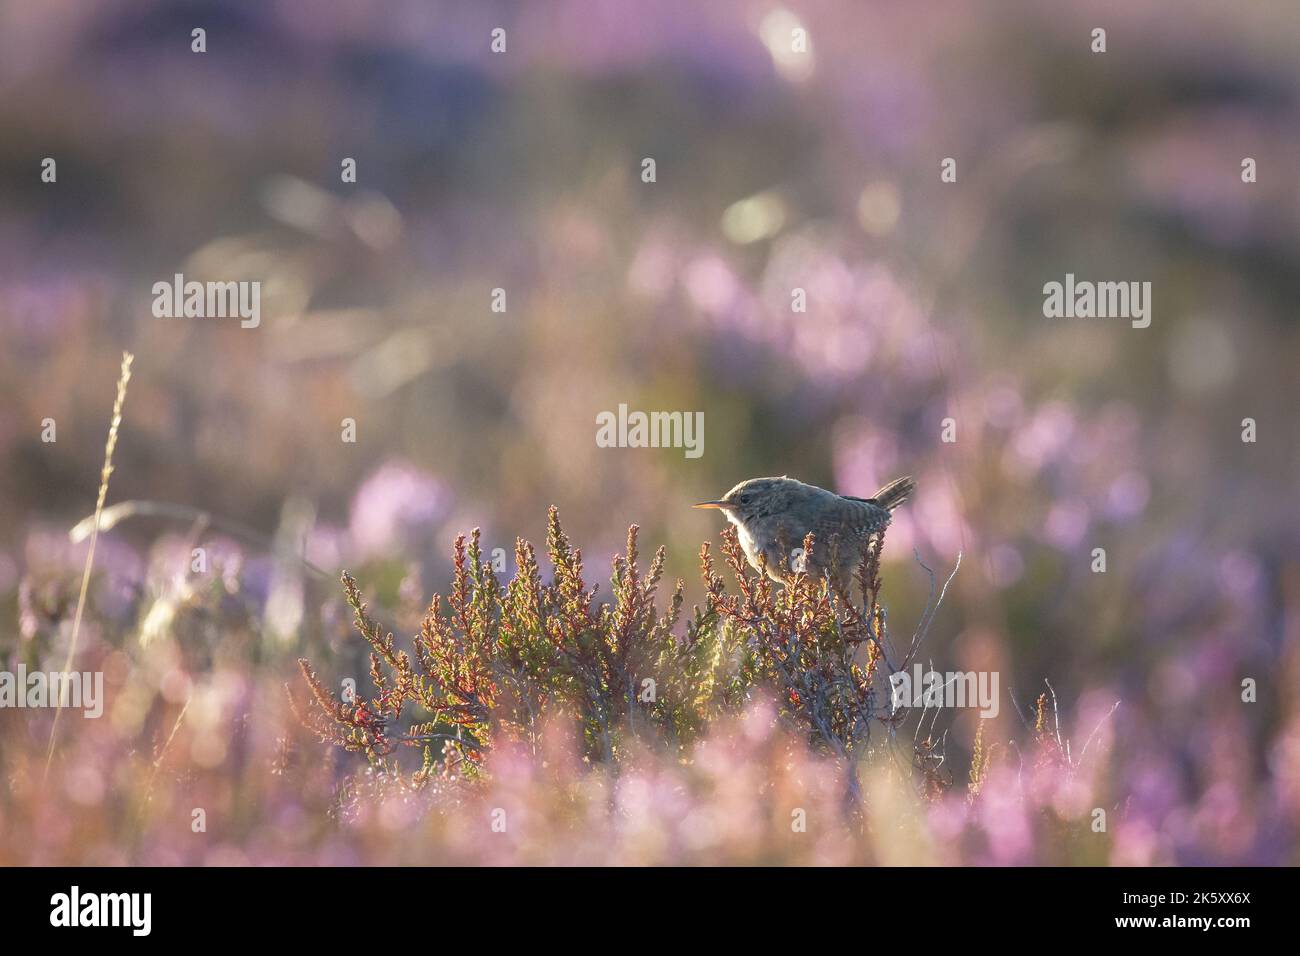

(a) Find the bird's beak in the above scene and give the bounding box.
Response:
[693,500,728,510]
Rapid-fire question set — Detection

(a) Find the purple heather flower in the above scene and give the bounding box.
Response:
[349,460,451,560]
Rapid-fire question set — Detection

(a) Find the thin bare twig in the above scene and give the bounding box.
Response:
[1077,700,1122,765]
[70,499,331,580]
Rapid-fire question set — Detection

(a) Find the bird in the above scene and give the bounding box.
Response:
[693,475,915,586]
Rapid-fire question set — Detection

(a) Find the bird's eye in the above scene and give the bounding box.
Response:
[738,493,752,506]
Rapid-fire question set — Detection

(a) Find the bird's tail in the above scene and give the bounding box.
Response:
[871,475,916,511]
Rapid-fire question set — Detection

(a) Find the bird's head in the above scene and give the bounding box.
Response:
[693,476,805,527]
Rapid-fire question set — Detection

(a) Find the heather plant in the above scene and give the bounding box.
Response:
[703,525,961,799]
[294,507,752,781]
[296,508,960,807]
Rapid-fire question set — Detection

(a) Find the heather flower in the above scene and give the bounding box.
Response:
[349,461,451,561]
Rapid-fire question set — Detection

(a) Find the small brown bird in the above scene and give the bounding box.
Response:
[694,475,915,585]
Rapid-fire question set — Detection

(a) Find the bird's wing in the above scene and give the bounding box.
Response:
[820,496,892,538]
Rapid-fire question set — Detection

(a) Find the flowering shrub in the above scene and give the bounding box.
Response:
[295,508,956,806]
[296,509,739,777]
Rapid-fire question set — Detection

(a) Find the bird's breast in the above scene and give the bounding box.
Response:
[732,518,762,566]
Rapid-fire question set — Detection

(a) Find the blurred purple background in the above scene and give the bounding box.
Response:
[0,0,1297,864]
